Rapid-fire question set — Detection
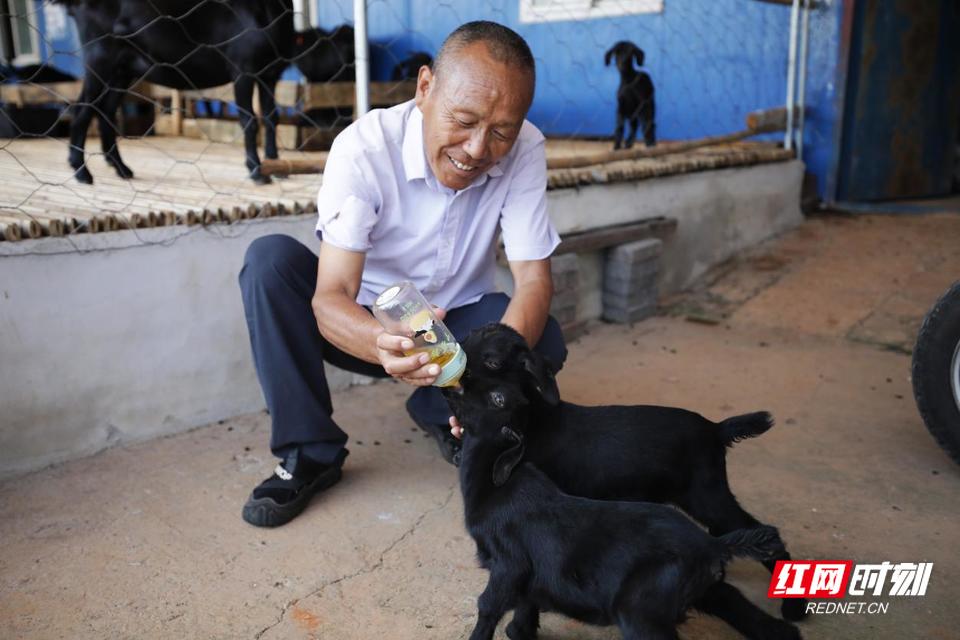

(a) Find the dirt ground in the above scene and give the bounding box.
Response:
[2,210,959,640]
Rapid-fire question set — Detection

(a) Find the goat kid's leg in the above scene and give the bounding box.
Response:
[469,573,519,640]
[618,615,679,640]
[642,101,656,147]
[257,77,281,165]
[98,88,134,180]
[613,112,625,150]
[625,117,639,149]
[505,596,539,640]
[234,74,269,185]
[682,489,808,622]
[69,76,106,184]
[694,581,801,640]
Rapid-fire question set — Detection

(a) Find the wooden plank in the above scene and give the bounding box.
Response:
[302,82,355,110]
[554,218,677,255]
[0,81,82,105]
[369,81,416,105]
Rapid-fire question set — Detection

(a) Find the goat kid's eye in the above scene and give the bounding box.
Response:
[490,391,506,408]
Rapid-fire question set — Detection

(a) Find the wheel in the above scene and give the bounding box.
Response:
[912,281,960,466]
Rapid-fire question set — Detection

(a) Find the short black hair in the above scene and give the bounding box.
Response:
[434,21,536,83]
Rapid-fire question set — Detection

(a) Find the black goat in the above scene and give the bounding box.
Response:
[605,41,655,149]
[293,24,355,82]
[451,381,799,640]
[446,322,807,623]
[55,0,300,184]
[391,51,433,81]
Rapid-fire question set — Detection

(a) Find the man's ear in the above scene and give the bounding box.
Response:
[492,427,525,486]
[519,350,560,406]
[414,64,434,108]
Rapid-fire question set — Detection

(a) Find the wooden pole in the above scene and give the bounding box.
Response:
[0,218,23,242]
[259,108,789,177]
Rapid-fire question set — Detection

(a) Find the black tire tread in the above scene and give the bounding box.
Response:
[912,280,960,466]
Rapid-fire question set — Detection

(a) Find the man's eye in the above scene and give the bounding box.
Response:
[457,119,476,128]
[493,130,508,141]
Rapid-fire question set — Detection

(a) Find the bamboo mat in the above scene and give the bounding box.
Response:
[0,136,790,243]
[0,137,323,241]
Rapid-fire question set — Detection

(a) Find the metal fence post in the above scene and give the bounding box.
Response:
[354,0,370,116]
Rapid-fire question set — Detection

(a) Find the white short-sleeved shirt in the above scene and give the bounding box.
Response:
[315,99,560,310]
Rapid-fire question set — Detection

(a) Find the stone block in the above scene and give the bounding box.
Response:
[606,238,662,264]
[602,301,657,324]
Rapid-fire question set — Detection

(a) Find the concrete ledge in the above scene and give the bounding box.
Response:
[0,217,371,479]
[0,159,803,478]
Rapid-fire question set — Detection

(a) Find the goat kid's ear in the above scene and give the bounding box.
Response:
[604,47,614,67]
[633,46,645,68]
[492,427,524,487]
[519,351,560,406]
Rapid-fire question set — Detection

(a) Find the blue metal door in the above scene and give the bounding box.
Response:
[836,0,960,202]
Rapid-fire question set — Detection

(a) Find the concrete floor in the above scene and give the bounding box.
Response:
[2,210,959,639]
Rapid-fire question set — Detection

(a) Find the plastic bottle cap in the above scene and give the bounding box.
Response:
[375,285,401,307]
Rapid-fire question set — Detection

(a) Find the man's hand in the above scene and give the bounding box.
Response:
[449,415,463,439]
[375,307,449,387]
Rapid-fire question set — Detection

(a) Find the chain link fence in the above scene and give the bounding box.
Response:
[1,0,798,247]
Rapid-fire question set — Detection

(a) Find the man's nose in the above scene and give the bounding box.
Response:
[463,129,489,161]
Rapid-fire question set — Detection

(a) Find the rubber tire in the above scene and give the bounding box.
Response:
[912,280,960,466]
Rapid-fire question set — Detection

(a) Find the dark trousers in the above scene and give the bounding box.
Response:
[239,234,568,465]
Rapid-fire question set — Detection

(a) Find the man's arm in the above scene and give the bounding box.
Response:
[501,257,554,347]
[311,241,442,385]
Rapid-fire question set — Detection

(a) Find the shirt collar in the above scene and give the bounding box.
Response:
[402,105,429,183]
[402,104,506,190]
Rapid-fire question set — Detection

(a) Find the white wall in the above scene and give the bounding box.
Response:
[0,160,803,478]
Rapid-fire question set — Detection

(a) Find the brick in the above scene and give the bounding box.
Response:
[603,281,658,307]
[550,287,580,312]
[607,238,662,264]
[603,271,658,298]
[604,257,659,282]
[560,319,589,341]
[602,301,657,324]
[550,304,578,326]
[551,254,580,291]
[603,293,658,316]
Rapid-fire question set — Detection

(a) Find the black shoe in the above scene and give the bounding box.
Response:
[242,449,348,527]
[405,397,461,466]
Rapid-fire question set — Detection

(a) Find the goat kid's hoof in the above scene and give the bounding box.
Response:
[249,168,272,185]
[781,598,808,622]
[505,621,537,640]
[72,165,94,185]
[110,162,134,180]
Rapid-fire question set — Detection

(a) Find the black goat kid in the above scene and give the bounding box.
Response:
[451,383,798,640]
[56,1,343,185]
[605,40,656,149]
[449,322,807,623]
[391,51,434,81]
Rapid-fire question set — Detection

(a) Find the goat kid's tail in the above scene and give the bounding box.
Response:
[718,411,774,447]
[720,525,784,563]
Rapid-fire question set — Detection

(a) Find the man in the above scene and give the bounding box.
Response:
[238,21,567,528]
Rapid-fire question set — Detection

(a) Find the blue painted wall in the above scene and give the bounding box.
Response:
[315,0,793,141]
[29,0,852,199]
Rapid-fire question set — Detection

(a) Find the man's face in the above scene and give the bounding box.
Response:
[414,42,534,191]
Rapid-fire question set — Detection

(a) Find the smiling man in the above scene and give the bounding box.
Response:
[238,21,567,527]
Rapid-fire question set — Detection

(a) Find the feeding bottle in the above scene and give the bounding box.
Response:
[372,282,466,388]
